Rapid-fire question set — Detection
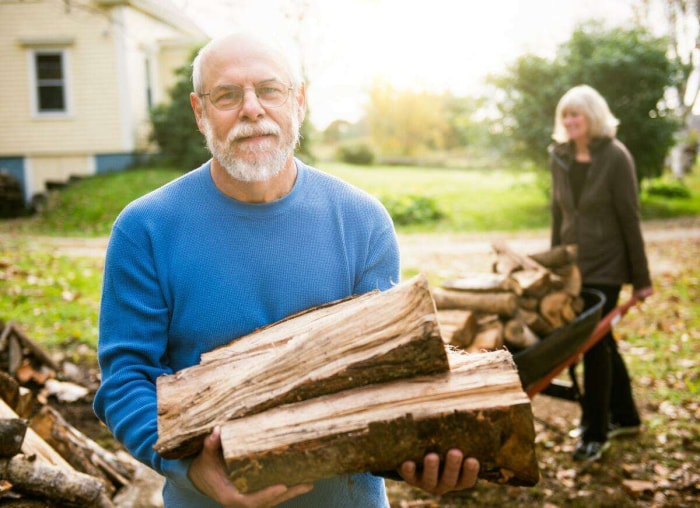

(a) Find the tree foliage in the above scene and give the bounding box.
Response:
[150,57,210,171]
[491,22,683,181]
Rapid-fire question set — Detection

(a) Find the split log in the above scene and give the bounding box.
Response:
[468,321,504,352]
[442,273,521,295]
[0,418,27,457]
[155,275,448,460]
[539,291,574,329]
[221,349,539,493]
[30,405,135,492]
[492,240,549,273]
[503,320,539,350]
[0,455,113,508]
[3,322,60,373]
[432,288,517,317]
[515,309,554,337]
[437,310,477,347]
[528,245,577,269]
[0,399,71,469]
[510,269,551,298]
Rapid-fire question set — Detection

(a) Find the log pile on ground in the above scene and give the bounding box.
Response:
[434,242,583,353]
[0,320,137,507]
[156,275,540,492]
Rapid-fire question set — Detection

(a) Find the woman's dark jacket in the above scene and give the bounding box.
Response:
[549,137,651,290]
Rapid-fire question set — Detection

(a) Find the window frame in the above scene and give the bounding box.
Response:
[27,47,73,118]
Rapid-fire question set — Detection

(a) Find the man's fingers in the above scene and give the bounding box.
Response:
[436,449,464,490]
[457,457,480,490]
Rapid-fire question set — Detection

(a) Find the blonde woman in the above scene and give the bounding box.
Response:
[548,85,654,463]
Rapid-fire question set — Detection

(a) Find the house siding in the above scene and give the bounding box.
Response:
[0,0,205,204]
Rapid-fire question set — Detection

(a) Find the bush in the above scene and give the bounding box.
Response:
[380,195,445,226]
[336,143,375,165]
[642,177,692,199]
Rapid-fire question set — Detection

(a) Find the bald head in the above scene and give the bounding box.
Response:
[192,32,302,94]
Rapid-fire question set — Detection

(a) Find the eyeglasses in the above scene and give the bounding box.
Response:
[198,81,294,110]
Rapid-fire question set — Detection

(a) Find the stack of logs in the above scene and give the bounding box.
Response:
[434,241,582,353]
[0,320,137,507]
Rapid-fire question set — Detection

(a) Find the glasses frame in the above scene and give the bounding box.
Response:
[198,81,294,111]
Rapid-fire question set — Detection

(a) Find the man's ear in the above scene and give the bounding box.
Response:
[190,92,205,134]
[295,83,307,124]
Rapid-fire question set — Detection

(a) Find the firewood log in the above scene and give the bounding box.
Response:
[0,399,70,469]
[503,320,540,350]
[0,455,113,508]
[468,321,504,352]
[442,273,521,295]
[432,287,517,317]
[437,310,477,348]
[510,269,550,298]
[221,349,539,492]
[528,245,577,269]
[539,291,573,329]
[515,309,554,337]
[155,275,448,460]
[0,418,27,457]
[31,405,135,492]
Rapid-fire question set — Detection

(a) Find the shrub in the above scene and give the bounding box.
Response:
[642,177,692,199]
[336,143,375,165]
[380,195,445,226]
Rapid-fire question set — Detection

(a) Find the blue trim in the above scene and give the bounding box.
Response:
[0,157,26,200]
[95,152,146,174]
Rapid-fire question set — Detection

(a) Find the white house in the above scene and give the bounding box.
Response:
[0,0,207,206]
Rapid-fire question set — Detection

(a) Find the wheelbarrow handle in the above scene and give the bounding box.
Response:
[525,295,640,398]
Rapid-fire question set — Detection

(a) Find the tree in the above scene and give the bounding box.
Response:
[150,55,210,170]
[491,22,683,181]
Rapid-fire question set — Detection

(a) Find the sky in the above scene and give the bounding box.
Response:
[175,0,646,129]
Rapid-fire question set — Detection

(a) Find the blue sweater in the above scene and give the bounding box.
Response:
[93,160,400,507]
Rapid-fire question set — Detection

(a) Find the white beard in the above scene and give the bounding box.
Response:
[203,111,300,183]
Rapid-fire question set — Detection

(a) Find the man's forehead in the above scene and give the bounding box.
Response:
[204,35,287,79]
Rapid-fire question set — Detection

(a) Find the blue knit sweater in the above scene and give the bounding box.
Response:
[93,159,400,507]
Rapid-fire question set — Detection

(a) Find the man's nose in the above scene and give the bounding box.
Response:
[239,88,265,119]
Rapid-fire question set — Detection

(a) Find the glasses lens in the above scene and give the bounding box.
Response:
[256,82,289,107]
[210,85,244,110]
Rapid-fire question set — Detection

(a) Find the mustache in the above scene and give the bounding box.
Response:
[229,120,281,141]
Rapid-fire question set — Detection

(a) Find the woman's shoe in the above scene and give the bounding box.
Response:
[573,440,609,462]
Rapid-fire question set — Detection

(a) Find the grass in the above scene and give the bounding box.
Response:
[5,162,700,237]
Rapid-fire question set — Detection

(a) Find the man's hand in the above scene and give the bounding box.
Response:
[188,427,313,507]
[398,449,479,496]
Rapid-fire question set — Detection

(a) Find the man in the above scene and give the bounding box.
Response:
[94,32,479,507]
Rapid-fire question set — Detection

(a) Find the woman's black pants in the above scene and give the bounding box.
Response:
[580,284,641,443]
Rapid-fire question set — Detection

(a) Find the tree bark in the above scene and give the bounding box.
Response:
[221,349,539,493]
[432,287,517,317]
[0,455,113,508]
[155,275,448,460]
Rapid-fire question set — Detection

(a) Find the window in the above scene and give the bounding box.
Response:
[29,49,71,116]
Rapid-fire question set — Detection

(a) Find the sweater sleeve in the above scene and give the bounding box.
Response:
[93,224,197,492]
[354,210,401,295]
[609,146,652,289]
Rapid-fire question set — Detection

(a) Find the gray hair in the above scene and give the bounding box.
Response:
[191,32,303,94]
[552,84,619,143]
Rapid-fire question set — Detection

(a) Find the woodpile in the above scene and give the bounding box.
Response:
[434,242,583,353]
[0,320,137,507]
[156,275,540,491]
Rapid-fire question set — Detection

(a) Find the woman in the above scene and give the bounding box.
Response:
[548,85,654,463]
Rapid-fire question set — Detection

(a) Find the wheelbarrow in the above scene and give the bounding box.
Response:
[513,288,641,400]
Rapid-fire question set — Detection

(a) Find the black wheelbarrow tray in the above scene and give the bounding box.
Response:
[512,288,640,399]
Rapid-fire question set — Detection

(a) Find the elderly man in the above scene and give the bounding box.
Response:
[93,32,479,507]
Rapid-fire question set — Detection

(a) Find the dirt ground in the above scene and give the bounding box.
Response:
[34,216,700,507]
